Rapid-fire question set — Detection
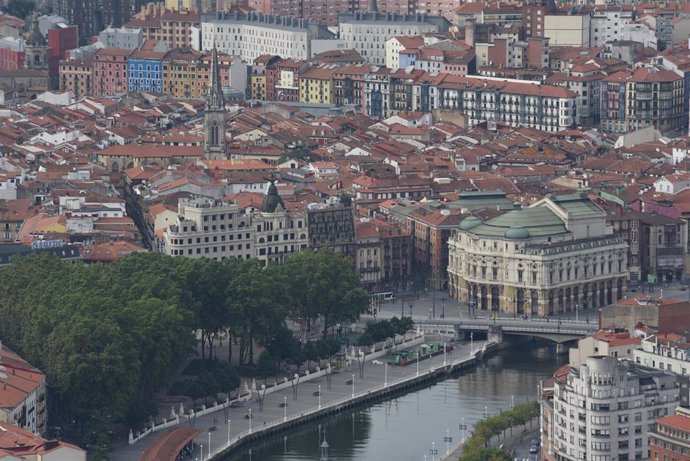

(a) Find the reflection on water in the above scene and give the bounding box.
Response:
[227,341,565,461]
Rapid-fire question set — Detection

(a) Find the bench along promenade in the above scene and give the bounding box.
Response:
[110,334,489,461]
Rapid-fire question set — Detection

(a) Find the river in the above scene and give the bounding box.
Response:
[225,341,565,461]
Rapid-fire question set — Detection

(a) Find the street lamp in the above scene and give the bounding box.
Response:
[511,395,514,409]
[575,303,579,322]
[200,444,203,461]
[351,373,355,398]
[208,432,211,459]
[445,429,451,456]
[284,396,287,422]
[484,406,488,419]
[227,419,231,445]
[430,441,438,461]
[249,408,252,434]
[443,342,447,367]
[416,350,420,377]
[470,332,473,355]
[384,363,388,387]
[318,385,321,409]
[460,417,466,443]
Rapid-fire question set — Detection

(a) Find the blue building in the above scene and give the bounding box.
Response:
[127,50,166,93]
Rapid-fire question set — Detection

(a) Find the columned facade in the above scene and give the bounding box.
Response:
[448,194,629,317]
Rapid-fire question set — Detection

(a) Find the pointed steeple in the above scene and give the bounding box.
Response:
[206,43,225,110]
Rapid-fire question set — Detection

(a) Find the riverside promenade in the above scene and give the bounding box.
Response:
[110,339,487,461]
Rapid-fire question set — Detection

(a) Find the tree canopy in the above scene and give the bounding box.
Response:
[0,249,367,453]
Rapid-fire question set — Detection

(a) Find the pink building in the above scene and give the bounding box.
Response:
[0,47,24,70]
[92,48,132,97]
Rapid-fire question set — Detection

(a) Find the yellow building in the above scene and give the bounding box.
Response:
[251,54,280,100]
[299,66,335,104]
[162,49,233,98]
[164,0,196,11]
[126,4,199,49]
[59,59,92,99]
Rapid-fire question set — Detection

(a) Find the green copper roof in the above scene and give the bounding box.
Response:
[468,206,568,238]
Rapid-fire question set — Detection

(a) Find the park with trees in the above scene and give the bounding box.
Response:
[0,249,369,457]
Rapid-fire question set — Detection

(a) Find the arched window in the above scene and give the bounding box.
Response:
[210,122,219,146]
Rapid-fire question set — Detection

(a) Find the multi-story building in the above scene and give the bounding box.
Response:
[338,12,450,66]
[650,411,690,461]
[602,67,686,135]
[92,47,132,98]
[546,63,605,127]
[432,74,577,132]
[634,333,690,377]
[163,196,253,260]
[590,6,634,47]
[98,26,144,49]
[201,11,333,64]
[46,22,78,88]
[306,197,356,257]
[124,5,199,49]
[448,194,628,316]
[0,343,47,435]
[568,329,640,368]
[127,49,165,93]
[543,13,591,47]
[0,37,25,71]
[253,182,308,264]
[299,65,336,104]
[332,63,369,106]
[355,217,412,291]
[266,58,309,102]
[53,0,99,38]
[627,66,686,135]
[59,59,92,99]
[251,54,281,100]
[161,48,245,98]
[542,356,678,461]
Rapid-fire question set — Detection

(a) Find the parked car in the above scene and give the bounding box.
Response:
[529,445,539,454]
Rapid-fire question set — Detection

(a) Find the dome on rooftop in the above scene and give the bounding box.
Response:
[504,225,530,240]
[261,181,285,213]
[459,216,481,230]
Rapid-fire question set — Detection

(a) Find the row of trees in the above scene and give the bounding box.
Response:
[460,401,540,461]
[0,249,368,454]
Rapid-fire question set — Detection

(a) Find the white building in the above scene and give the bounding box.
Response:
[200,11,333,64]
[590,7,634,46]
[97,26,144,49]
[634,334,690,376]
[653,173,690,195]
[164,196,253,260]
[543,356,679,461]
[339,12,450,66]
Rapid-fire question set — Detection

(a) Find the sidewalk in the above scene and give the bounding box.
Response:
[110,339,486,461]
[441,417,539,461]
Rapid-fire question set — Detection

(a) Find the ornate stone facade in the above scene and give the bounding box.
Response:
[448,194,628,316]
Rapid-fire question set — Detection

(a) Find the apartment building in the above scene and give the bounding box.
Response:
[542,356,678,461]
[306,197,356,257]
[92,48,132,98]
[201,11,332,64]
[650,411,690,461]
[124,5,199,49]
[0,343,47,436]
[59,59,92,99]
[339,12,450,66]
[590,6,634,47]
[163,197,253,260]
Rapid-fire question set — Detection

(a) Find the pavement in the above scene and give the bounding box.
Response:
[441,417,539,461]
[109,338,486,461]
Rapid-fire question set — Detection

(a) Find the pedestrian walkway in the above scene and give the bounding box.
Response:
[110,340,486,461]
[441,417,539,461]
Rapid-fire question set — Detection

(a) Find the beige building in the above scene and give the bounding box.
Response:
[58,59,92,99]
[448,194,628,316]
[544,14,591,47]
[164,197,253,260]
[568,329,640,368]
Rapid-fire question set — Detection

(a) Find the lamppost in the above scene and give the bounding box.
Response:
[511,395,514,409]
[384,363,388,387]
[200,444,203,461]
[283,396,287,422]
[318,385,321,409]
[441,297,446,319]
[443,342,447,367]
[409,303,414,318]
[227,419,231,445]
[208,432,211,459]
[445,429,452,456]
[575,303,579,322]
[470,332,473,355]
[484,406,488,419]
[249,408,252,434]
[430,441,438,461]
[460,417,466,443]
[416,350,420,377]
[351,373,355,398]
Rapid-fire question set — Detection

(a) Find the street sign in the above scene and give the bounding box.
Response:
[459,424,467,430]
[444,436,453,442]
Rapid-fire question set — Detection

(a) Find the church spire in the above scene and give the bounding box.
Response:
[206,43,225,110]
